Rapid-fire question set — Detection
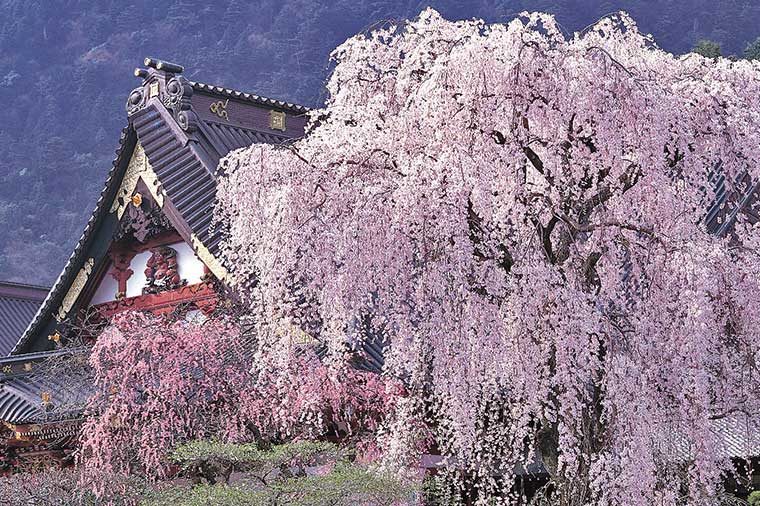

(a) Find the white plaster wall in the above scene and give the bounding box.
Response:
[90,262,119,304]
[171,241,205,284]
[126,250,151,298]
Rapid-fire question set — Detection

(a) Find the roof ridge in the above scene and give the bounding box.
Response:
[0,281,49,291]
[190,81,310,113]
[133,57,309,113]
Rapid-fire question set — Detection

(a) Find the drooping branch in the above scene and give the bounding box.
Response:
[215,8,760,505]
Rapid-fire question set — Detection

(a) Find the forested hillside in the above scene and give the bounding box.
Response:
[1,0,758,285]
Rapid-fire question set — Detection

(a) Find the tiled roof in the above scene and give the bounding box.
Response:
[661,415,760,462]
[200,121,291,158]
[0,349,90,424]
[11,58,307,355]
[704,167,759,235]
[0,283,48,357]
[715,415,760,459]
[190,81,309,113]
[130,105,220,252]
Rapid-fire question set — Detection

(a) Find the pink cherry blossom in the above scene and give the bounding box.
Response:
[216,9,760,504]
[79,312,395,497]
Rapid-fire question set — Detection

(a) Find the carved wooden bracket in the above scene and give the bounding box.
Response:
[92,282,217,318]
[108,250,134,299]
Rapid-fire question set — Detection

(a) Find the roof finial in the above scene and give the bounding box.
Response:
[144,57,184,74]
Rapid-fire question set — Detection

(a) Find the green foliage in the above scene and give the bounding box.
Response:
[275,462,417,505]
[171,440,259,476]
[744,38,760,60]
[254,441,339,472]
[142,484,269,506]
[141,439,417,506]
[172,440,263,465]
[170,440,339,485]
[748,490,760,506]
[692,39,722,58]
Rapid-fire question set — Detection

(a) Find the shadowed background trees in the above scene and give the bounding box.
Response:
[1,0,760,285]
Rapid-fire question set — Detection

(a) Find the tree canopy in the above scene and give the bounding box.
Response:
[692,38,722,58]
[76,311,396,497]
[744,37,760,61]
[216,9,760,505]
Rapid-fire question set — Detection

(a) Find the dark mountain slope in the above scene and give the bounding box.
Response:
[0,0,757,285]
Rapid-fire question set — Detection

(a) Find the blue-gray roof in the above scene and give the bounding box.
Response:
[0,282,48,357]
[10,58,308,356]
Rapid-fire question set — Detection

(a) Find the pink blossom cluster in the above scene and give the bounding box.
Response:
[215,9,760,504]
[79,312,395,496]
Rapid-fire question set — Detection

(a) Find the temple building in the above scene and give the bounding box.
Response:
[0,58,756,497]
[0,58,308,470]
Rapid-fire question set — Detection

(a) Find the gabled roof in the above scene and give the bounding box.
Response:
[0,282,48,357]
[10,58,308,355]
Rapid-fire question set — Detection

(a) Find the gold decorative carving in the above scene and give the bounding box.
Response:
[48,332,61,343]
[190,233,228,281]
[56,258,94,322]
[269,110,286,131]
[210,99,229,120]
[1,365,11,375]
[110,143,164,219]
[23,363,32,372]
[149,81,159,98]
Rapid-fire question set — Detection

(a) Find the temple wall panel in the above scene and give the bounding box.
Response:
[172,241,205,285]
[90,262,119,305]
[126,251,152,298]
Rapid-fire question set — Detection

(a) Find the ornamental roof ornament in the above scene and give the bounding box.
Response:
[11,57,308,357]
[127,58,198,133]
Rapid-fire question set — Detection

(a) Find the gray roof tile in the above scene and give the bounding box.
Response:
[0,283,48,356]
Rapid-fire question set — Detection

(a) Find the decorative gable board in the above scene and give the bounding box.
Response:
[11,58,308,355]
